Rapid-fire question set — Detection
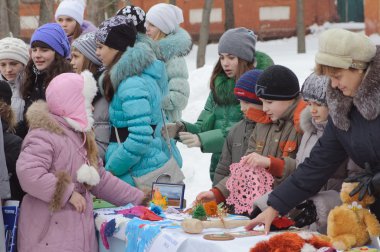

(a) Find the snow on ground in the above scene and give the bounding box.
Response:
[181,23,380,205]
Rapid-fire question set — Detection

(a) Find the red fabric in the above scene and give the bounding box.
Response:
[210,188,226,204]
[245,107,272,124]
[268,156,285,177]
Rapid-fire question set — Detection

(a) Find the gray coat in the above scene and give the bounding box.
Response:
[213,118,256,198]
[93,96,110,161]
[0,120,10,199]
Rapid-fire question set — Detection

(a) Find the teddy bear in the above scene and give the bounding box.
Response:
[250,231,334,252]
[327,182,380,250]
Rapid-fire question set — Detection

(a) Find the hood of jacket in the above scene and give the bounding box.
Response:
[327,46,380,131]
[300,106,327,135]
[157,28,192,62]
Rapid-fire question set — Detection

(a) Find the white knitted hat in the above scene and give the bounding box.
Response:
[0,37,29,65]
[146,3,184,34]
[55,0,86,26]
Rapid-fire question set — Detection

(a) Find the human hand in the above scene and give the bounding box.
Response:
[245,206,279,235]
[179,132,201,148]
[161,121,185,139]
[69,191,86,213]
[195,191,216,204]
[241,152,270,168]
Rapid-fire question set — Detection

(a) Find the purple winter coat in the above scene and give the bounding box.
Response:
[16,102,144,252]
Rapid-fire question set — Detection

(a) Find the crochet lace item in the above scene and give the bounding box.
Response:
[226,161,274,214]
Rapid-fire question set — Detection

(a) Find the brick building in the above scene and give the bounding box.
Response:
[18,0,338,41]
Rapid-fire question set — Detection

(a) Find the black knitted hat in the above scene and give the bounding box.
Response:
[0,80,12,105]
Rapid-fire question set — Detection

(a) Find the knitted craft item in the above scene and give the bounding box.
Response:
[226,161,274,214]
[116,206,163,221]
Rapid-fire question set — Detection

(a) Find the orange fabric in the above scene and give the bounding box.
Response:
[245,107,272,124]
[293,100,308,133]
[268,156,285,177]
[210,188,226,204]
[279,140,297,157]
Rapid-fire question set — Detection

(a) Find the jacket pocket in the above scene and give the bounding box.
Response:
[280,141,297,157]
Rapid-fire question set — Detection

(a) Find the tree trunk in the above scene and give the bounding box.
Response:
[39,0,55,26]
[0,0,10,38]
[197,0,213,68]
[7,0,20,37]
[88,0,105,26]
[296,0,305,53]
[224,0,234,30]
[105,0,118,20]
[169,0,176,5]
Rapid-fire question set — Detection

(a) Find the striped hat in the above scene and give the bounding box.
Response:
[234,69,263,105]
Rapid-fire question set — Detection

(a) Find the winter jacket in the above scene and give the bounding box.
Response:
[268,46,380,220]
[212,118,256,199]
[0,74,25,122]
[2,120,23,201]
[183,74,242,180]
[93,95,110,162]
[246,97,307,184]
[297,107,348,191]
[0,121,10,199]
[102,34,182,186]
[159,28,192,122]
[16,101,144,252]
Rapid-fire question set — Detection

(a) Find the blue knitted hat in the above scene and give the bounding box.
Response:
[234,69,263,105]
[30,23,70,58]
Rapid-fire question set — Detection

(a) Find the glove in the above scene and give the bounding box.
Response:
[344,162,374,201]
[293,200,317,228]
[178,132,201,148]
[161,121,185,139]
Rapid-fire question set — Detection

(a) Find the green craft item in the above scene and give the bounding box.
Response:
[193,204,207,221]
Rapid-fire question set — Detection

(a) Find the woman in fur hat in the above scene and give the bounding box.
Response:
[246,28,380,234]
[16,72,144,252]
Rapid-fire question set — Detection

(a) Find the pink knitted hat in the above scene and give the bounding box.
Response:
[45,71,97,132]
[226,160,274,214]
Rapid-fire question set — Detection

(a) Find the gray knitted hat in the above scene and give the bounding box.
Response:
[301,73,330,106]
[72,32,102,66]
[218,27,256,63]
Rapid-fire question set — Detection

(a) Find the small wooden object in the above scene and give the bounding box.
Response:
[181,218,252,234]
[203,233,235,241]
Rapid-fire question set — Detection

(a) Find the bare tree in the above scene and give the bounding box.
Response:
[39,0,55,26]
[7,0,20,37]
[0,0,10,38]
[88,0,105,26]
[169,0,176,5]
[197,0,213,68]
[296,0,305,53]
[105,0,119,20]
[224,0,234,30]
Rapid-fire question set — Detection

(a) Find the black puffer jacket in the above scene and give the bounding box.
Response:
[268,46,380,219]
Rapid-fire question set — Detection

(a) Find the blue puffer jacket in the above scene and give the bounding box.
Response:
[158,28,192,122]
[101,34,182,186]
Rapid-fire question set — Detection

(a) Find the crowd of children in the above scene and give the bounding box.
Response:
[1,0,380,251]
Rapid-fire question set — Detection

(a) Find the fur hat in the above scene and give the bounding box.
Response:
[255,65,300,101]
[72,32,102,66]
[218,27,256,63]
[301,73,329,106]
[0,37,29,65]
[55,0,86,26]
[30,23,71,58]
[315,28,376,69]
[116,5,146,33]
[234,69,263,105]
[146,3,184,34]
[45,71,97,132]
[0,80,12,105]
[96,15,137,52]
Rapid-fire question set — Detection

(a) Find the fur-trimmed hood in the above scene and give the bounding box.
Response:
[300,106,327,134]
[26,101,64,135]
[157,28,192,62]
[327,46,380,131]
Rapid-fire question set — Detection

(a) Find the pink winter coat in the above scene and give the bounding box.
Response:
[16,101,144,252]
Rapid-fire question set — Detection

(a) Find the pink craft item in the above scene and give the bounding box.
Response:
[226,161,274,214]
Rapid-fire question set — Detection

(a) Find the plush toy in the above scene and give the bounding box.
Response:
[327,182,380,250]
[250,232,334,252]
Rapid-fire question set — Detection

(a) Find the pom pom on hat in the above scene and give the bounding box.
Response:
[0,37,29,65]
[146,3,184,34]
[55,0,86,26]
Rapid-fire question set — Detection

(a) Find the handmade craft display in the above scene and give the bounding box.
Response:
[181,218,252,234]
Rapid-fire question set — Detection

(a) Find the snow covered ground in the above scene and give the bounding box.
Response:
[180,22,380,205]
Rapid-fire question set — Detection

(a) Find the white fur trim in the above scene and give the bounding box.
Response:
[299,232,313,240]
[301,243,317,252]
[77,164,100,186]
[81,70,98,132]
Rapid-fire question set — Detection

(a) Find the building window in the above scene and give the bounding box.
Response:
[259,6,290,21]
[189,8,222,24]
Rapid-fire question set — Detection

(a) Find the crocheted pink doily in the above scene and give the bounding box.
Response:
[226,161,274,214]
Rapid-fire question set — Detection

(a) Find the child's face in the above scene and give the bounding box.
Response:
[96,43,119,67]
[70,49,85,74]
[145,21,162,40]
[329,69,364,97]
[31,47,55,71]
[260,99,294,121]
[219,53,238,78]
[57,15,77,36]
[307,101,329,123]
[240,100,262,114]
[0,59,24,81]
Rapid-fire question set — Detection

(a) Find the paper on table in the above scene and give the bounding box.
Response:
[148,230,187,252]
